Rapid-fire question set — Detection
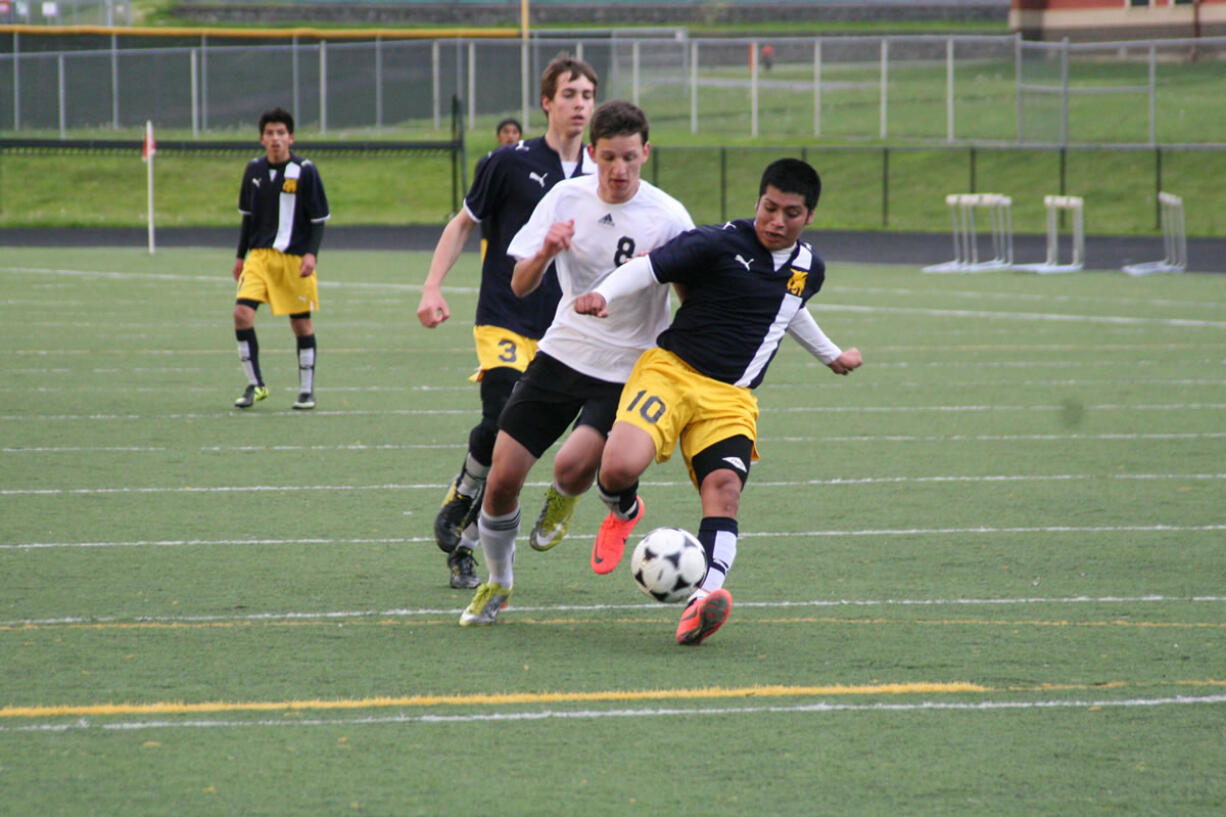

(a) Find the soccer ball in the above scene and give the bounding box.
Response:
[630,527,708,604]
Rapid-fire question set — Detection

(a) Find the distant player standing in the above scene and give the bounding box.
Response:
[232,107,330,411]
[416,54,599,589]
[459,100,694,626]
[574,158,863,646]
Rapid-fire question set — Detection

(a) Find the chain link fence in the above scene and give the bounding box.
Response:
[2,30,1224,144]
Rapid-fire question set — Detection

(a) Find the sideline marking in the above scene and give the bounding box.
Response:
[4,594,1225,630]
[4,682,1226,726]
[6,524,1225,551]
[4,472,1224,497]
[8,694,1226,733]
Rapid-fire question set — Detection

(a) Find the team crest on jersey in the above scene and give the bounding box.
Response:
[786,268,808,295]
[282,178,298,194]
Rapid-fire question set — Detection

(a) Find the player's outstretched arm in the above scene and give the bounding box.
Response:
[827,347,863,375]
[417,210,476,328]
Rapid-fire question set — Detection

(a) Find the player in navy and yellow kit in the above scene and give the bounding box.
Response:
[416,54,599,588]
[232,107,330,411]
[575,158,864,646]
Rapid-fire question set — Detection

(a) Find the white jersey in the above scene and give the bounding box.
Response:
[507,173,695,381]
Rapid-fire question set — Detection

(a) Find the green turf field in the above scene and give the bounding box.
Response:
[2,246,1224,816]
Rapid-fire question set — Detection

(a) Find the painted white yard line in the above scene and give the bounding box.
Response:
[822,283,1226,311]
[3,473,1224,497]
[3,694,1225,734]
[3,402,1225,423]
[5,524,1224,552]
[812,303,1226,329]
[5,431,1222,456]
[5,593,1225,630]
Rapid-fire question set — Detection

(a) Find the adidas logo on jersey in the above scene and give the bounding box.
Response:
[598,213,615,226]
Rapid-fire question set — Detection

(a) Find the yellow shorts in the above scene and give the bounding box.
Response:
[468,324,540,382]
[236,248,319,315]
[616,347,760,479]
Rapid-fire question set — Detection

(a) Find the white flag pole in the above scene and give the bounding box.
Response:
[143,120,156,254]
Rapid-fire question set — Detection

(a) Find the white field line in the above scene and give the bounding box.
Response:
[5,524,1225,552]
[5,266,1224,327]
[5,431,1224,455]
[3,473,1225,498]
[4,402,1226,422]
[5,593,1226,629]
[7,265,1225,312]
[4,694,1226,733]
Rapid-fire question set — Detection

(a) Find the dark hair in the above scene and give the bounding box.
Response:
[495,117,522,135]
[759,158,821,211]
[258,107,295,135]
[589,100,649,146]
[540,52,599,103]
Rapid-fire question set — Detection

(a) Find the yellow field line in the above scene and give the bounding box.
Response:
[4,679,1226,721]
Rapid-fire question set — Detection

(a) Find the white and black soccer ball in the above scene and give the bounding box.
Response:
[630,527,708,604]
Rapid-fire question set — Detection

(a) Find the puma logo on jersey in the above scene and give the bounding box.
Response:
[529,171,549,188]
[251,178,261,188]
[734,254,753,271]
[598,213,615,226]
[515,142,529,151]
[721,456,748,473]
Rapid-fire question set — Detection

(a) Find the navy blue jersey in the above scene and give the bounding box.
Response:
[237,153,329,257]
[464,136,592,339]
[648,219,826,389]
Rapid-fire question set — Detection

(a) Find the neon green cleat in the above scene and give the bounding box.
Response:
[459,582,512,627]
[528,485,579,551]
[235,384,269,408]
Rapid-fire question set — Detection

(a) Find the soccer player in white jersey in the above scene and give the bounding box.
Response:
[574,158,863,646]
[459,100,695,626]
[231,107,330,411]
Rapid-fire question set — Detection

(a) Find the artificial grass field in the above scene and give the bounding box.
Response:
[1,246,1224,816]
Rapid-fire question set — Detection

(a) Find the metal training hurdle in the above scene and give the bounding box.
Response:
[922,193,1014,273]
[1014,195,1085,274]
[1122,192,1187,276]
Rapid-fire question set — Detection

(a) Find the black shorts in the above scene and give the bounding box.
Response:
[498,351,623,459]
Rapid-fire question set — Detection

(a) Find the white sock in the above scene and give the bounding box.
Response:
[298,344,316,394]
[699,529,738,593]
[459,452,490,496]
[478,506,520,588]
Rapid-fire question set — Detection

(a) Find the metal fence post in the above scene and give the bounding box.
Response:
[689,40,698,134]
[1060,37,1069,146]
[719,147,727,223]
[880,38,888,140]
[57,54,66,139]
[1148,44,1156,145]
[11,32,19,131]
[432,40,440,131]
[320,41,328,134]
[946,37,954,143]
[375,37,384,130]
[813,39,821,138]
[292,35,299,123]
[110,33,119,129]
[750,39,759,138]
[190,49,199,138]
[1014,33,1022,143]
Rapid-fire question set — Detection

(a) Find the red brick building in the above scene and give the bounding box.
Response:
[1011,0,1226,40]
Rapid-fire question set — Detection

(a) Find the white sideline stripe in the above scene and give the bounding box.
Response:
[5,524,1224,551]
[4,402,1225,422]
[6,432,1223,455]
[4,695,1225,733]
[6,594,1226,629]
[4,473,1224,497]
[823,283,1226,311]
[0,266,477,294]
[5,266,1223,326]
[813,303,1226,329]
